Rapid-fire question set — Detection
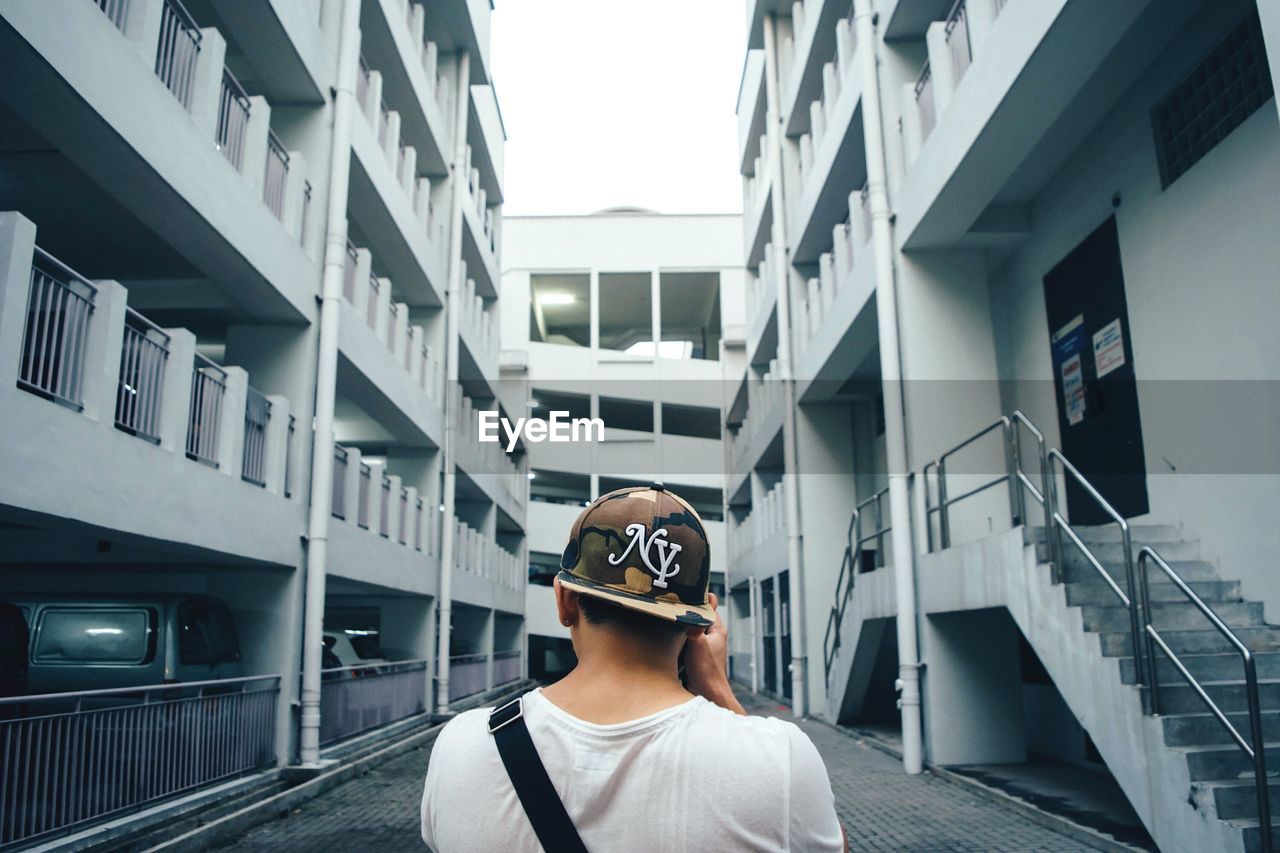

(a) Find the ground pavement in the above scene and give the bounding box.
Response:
[217,692,1096,852]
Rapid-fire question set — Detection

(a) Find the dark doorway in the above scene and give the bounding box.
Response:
[1043,217,1148,523]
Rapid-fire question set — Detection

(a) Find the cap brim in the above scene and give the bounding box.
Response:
[556,571,717,628]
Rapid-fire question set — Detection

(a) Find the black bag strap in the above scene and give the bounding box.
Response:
[489,695,589,853]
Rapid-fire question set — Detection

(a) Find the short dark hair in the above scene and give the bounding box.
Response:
[577,594,686,643]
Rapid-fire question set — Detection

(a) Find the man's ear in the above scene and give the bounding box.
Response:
[553,576,579,627]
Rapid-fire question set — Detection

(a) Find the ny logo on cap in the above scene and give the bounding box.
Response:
[608,522,683,588]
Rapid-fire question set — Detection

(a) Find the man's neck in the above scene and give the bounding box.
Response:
[540,633,693,724]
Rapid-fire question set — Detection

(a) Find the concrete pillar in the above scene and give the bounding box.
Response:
[82,280,127,424]
[409,324,426,386]
[364,70,384,129]
[282,150,308,240]
[189,28,227,139]
[900,82,922,165]
[483,608,496,690]
[158,327,196,454]
[366,461,386,536]
[408,2,426,44]
[342,445,362,527]
[404,485,420,549]
[0,212,37,386]
[392,302,409,362]
[925,22,956,114]
[121,0,164,66]
[399,146,417,194]
[386,473,403,543]
[217,366,249,478]
[382,111,401,165]
[835,18,856,77]
[263,394,289,494]
[966,0,1000,57]
[243,96,272,191]
[415,177,433,225]
[352,248,373,315]
[920,609,1027,765]
[373,276,392,342]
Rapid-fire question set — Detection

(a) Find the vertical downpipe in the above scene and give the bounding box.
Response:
[855,0,924,774]
[299,0,360,767]
[762,13,809,718]
[434,51,472,714]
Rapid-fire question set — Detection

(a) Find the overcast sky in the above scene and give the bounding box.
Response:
[490,0,745,216]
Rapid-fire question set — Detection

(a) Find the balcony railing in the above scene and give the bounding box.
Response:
[915,61,936,142]
[453,519,523,589]
[155,0,201,110]
[319,660,428,746]
[216,68,251,171]
[332,444,348,519]
[446,653,488,702]
[945,0,972,84]
[18,248,96,410]
[115,307,170,442]
[186,353,225,465]
[241,386,271,486]
[96,0,129,31]
[0,676,278,849]
[493,649,522,686]
[263,129,289,219]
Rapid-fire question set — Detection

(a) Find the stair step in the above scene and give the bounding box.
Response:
[1081,601,1263,633]
[1025,524,1184,546]
[1184,743,1280,782]
[1165,711,1280,747]
[1121,652,1280,685]
[1154,679,1280,715]
[1200,778,1280,821]
[1038,539,1201,565]
[1101,627,1280,657]
[1068,579,1240,607]
[1063,559,1221,587]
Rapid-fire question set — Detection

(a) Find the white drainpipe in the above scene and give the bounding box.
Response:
[762,13,809,718]
[434,50,472,714]
[854,0,924,775]
[298,0,360,767]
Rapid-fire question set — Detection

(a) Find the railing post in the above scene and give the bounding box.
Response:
[242,95,272,190]
[1244,654,1272,853]
[188,28,227,137]
[1120,525,1145,695]
[925,21,956,113]
[372,276,392,342]
[281,150,308,239]
[0,212,38,385]
[1040,442,1060,583]
[157,327,196,452]
[386,473,403,542]
[1006,421,1025,526]
[262,394,289,494]
[391,302,409,362]
[351,247,373,312]
[365,460,386,534]
[216,365,248,476]
[1139,550,1160,715]
[342,445,362,526]
[82,280,128,423]
[937,458,951,549]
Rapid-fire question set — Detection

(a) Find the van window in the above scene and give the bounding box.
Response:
[178,600,241,665]
[34,609,153,664]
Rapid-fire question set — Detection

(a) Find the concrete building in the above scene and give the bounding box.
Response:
[729,0,1280,849]
[499,211,743,680]
[0,0,525,840]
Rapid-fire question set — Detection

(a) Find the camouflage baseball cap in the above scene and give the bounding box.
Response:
[557,484,715,628]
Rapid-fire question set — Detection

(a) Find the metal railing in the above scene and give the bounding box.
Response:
[923,416,1021,552]
[318,660,428,746]
[18,249,97,410]
[216,69,251,171]
[115,308,169,442]
[822,488,891,681]
[331,444,348,519]
[0,675,278,848]
[186,353,225,466]
[945,0,972,83]
[915,61,936,142]
[1138,547,1271,851]
[241,386,271,486]
[446,653,488,702]
[493,650,522,686]
[263,130,289,219]
[95,0,129,31]
[154,0,201,109]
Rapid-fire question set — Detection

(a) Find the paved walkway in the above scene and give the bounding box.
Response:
[217,693,1096,852]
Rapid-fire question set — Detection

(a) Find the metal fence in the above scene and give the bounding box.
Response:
[492,650,522,687]
[154,0,201,110]
[263,130,289,219]
[95,0,129,31]
[241,387,271,486]
[216,69,251,171]
[115,308,169,443]
[0,676,279,849]
[186,353,225,465]
[331,444,348,519]
[18,249,96,410]
[318,660,428,746]
[447,654,488,702]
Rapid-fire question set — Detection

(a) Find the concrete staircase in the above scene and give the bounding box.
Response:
[1036,524,1280,852]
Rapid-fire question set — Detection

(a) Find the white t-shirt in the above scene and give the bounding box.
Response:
[420,688,844,852]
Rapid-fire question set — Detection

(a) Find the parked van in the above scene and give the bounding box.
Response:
[1,594,243,696]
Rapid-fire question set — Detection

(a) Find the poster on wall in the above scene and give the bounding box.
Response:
[1092,318,1125,378]
[1051,314,1087,426]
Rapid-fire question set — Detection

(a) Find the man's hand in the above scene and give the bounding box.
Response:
[683,593,747,715]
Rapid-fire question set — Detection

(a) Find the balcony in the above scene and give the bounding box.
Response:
[350,59,449,305]
[741,137,774,270]
[0,214,298,567]
[337,243,446,447]
[893,0,1178,249]
[725,364,785,496]
[460,146,500,301]
[452,387,529,522]
[744,242,780,367]
[0,0,317,322]
[781,0,853,137]
[737,50,767,176]
[327,442,440,595]
[450,519,524,613]
[456,266,499,384]
[727,480,789,580]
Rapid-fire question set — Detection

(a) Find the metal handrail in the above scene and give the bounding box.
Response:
[923,416,1011,550]
[0,673,280,707]
[319,658,427,677]
[1138,547,1271,849]
[823,487,892,682]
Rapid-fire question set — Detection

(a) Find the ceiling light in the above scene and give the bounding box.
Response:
[527,472,536,480]
[537,293,575,306]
